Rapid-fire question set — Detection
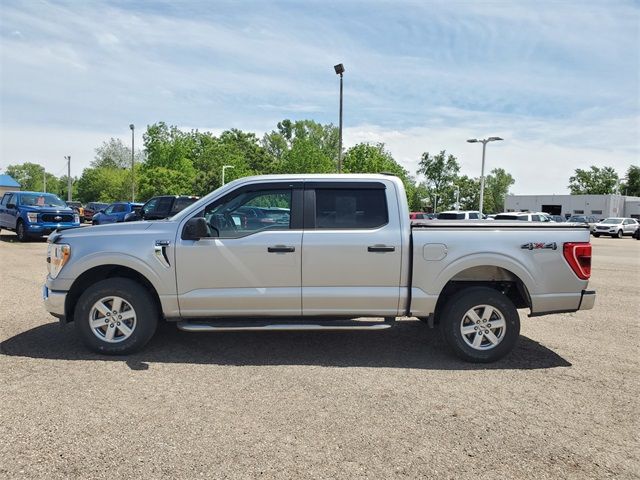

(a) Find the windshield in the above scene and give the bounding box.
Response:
[568,216,586,222]
[601,218,623,224]
[19,193,67,208]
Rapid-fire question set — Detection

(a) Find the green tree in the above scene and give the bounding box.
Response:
[620,165,640,196]
[455,175,480,211]
[417,150,460,212]
[263,119,338,173]
[568,166,619,194]
[76,167,132,203]
[93,138,145,169]
[483,168,515,213]
[5,162,47,192]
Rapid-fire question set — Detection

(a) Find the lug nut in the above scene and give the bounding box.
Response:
[106,312,110,316]
[117,322,120,326]
[474,326,478,330]
[118,315,122,320]
[112,311,117,314]
[487,324,491,328]
[110,324,115,328]
[104,319,109,323]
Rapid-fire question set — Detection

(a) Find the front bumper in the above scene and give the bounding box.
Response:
[28,222,80,236]
[42,284,66,320]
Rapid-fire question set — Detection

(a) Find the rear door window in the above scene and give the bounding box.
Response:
[314,188,388,229]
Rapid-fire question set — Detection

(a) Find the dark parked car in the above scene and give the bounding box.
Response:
[84,202,109,222]
[124,195,199,222]
[92,202,143,225]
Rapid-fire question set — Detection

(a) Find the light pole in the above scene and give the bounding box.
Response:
[454,186,460,211]
[64,156,71,201]
[129,124,135,202]
[222,165,234,185]
[467,136,503,216]
[334,63,344,173]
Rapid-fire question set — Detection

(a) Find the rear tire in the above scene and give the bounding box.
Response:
[440,286,520,363]
[74,278,158,355]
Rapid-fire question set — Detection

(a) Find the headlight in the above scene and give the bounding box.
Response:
[74,214,80,223]
[47,243,71,279]
[27,212,38,223]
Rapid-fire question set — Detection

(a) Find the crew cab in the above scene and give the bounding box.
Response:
[0,191,80,241]
[43,175,596,362]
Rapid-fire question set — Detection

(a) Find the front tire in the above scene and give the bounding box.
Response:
[16,220,29,242]
[616,229,623,239]
[593,233,600,238]
[440,286,520,363]
[74,278,158,354]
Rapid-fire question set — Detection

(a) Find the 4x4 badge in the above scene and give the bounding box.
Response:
[521,242,557,250]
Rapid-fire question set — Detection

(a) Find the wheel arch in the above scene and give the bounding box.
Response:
[433,264,532,322]
[64,265,162,323]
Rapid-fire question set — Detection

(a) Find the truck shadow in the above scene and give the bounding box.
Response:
[0,320,571,370]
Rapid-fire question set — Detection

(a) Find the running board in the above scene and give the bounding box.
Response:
[177,319,394,332]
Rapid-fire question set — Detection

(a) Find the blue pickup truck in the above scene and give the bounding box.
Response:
[0,191,80,241]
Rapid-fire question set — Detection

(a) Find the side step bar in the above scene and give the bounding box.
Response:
[177,318,394,332]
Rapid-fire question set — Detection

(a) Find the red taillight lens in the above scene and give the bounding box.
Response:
[563,242,592,280]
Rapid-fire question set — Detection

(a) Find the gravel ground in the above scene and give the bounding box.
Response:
[0,232,638,479]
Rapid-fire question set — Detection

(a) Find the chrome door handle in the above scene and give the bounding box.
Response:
[268,245,296,253]
[367,245,395,253]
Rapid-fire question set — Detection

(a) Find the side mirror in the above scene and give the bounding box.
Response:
[182,217,215,240]
[7,203,16,209]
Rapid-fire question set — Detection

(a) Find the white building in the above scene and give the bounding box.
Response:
[504,194,640,220]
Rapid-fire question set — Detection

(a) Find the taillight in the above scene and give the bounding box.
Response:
[563,242,592,280]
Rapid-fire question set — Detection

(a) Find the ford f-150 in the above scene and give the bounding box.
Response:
[43,175,596,362]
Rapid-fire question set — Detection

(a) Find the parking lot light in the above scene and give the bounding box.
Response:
[467,136,503,216]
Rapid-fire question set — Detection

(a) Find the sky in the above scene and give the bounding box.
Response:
[0,0,638,194]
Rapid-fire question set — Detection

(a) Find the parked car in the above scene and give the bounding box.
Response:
[592,217,639,238]
[567,215,599,233]
[494,212,552,222]
[92,202,143,225]
[66,201,85,223]
[548,215,565,223]
[0,191,80,241]
[437,210,482,220]
[124,195,199,222]
[43,174,595,363]
[409,212,433,221]
[84,202,109,223]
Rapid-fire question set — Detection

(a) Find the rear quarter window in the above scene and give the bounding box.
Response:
[315,188,388,229]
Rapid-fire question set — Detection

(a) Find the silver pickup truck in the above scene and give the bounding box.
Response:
[43,174,595,362]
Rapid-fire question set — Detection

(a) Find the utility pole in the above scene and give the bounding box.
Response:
[130,124,135,202]
[467,137,503,216]
[334,63,345,173]
[64,156,71,201]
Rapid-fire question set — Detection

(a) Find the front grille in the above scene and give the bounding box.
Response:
[41,213,74,223]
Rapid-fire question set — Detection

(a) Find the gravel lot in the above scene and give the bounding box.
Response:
[0,232,638,479]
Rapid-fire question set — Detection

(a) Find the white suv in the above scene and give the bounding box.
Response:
[592,217,639,238]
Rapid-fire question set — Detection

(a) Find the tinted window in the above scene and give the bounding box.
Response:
[315,188,388,229]
[437,212,465,220]
[104,205,115,214]
[1,194,9,206]
[171,197,197,214]
[494,214,518,220]
[155,197,174,215]
[204,189,291,238]
[468,213,479,219]
[112,204,127,213]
